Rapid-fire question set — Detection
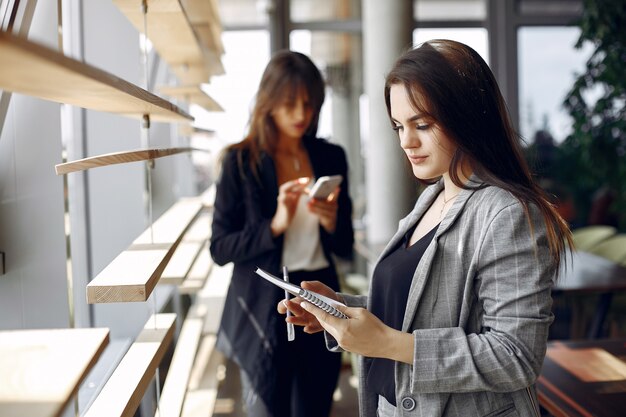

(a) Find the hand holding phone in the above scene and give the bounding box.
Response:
[308,175,343,201]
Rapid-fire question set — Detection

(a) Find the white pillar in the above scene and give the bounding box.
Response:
[362,0,415,250]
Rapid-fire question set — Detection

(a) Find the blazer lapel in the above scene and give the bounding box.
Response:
[400,176,484,332]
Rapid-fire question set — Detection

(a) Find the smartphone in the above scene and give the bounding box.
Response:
[308,175,343,201]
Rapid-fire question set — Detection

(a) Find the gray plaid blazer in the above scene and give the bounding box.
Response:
[336,179,554,417]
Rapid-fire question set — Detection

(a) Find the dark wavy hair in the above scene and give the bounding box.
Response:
[228,50,325,179]
[384,39,572,269]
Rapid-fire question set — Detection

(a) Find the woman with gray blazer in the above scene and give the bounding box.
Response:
[279,39,572,417]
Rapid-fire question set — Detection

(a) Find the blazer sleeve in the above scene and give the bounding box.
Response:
[409,202,554,393]
[209,151,278,265]
[320,146,354,260]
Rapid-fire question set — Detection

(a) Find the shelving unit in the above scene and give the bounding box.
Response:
[0,328,110,417]
[1,0,226,414]
[0,31,192,122]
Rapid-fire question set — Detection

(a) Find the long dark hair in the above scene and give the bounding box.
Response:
[384,39,572,269]
[228,50,325,179]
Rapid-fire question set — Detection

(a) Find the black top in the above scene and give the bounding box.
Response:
[367,222,438,405]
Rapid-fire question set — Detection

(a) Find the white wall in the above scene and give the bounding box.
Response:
[0,0,69,330]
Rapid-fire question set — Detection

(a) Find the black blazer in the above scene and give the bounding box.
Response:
[210,135,354,408]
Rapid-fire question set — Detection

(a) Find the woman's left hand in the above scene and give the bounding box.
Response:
[307,187,340,233]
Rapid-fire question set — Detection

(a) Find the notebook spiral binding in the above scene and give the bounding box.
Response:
[300,289,349,319]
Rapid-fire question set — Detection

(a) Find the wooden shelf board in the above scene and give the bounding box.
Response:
[180,335,224,417]
[0,328,109,417]
[55,147,204,175]
[161,211,211,285]
[183,212,211,243]
[181,0,224,55]
[178,242,213,295]
[84,314,176,417]
[200,185,216,208]
[179,124,216,137]
[113,0,219,83]
[0,31,192,122]
[87,198,203,303]
[160,241,205,286]
[155,305,206,417]
[86,248,171,303]
[159,85,223,112]
[199,262,231,334]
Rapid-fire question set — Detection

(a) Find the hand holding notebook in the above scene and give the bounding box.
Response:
[255,267,349,319]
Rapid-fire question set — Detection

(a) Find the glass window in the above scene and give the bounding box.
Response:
[413,28,489,65]
[195,31,270,145]
[290,30,358,139]
[518,26,594,143]
[218,0,269,27]
[518,0,583,17]
[414,0,486,21]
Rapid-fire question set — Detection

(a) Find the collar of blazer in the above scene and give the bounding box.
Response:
[367,174,486,331]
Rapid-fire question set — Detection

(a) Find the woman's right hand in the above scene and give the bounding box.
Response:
[277,281,340,334]
[270,177,310,236]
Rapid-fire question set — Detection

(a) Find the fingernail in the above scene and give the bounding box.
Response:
[300,302,307,309]
[282,300,288,308]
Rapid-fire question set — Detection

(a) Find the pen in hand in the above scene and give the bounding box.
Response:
[283,266,295,341]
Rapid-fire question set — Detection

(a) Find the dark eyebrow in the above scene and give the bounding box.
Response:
[391,114,425,124]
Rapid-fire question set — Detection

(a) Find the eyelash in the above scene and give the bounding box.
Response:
[392,124,430,132]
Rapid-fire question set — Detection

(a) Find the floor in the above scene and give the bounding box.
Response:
[213,358,359,417]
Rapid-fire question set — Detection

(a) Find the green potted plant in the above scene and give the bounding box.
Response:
[558,0,626,230]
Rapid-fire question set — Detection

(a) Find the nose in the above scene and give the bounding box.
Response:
[293,100,306,121]
[399,128,420,150]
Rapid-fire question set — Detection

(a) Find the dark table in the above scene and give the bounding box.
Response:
[537,338,626,417]
[554,251,626,338]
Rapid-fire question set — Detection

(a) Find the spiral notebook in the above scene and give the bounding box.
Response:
[255,267,349,319]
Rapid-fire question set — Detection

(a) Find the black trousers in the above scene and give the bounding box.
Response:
[250,267,343,417]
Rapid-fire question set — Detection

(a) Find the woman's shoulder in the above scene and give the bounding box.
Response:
[465,184,524,216]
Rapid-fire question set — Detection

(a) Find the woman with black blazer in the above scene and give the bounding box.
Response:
[210,50,354,417]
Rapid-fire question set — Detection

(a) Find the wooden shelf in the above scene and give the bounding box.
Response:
[178,241,213,294]
[161,212,211,286]
[160,241,205,286]
[155,305,206,417]
[0,328,109,417]
[0,31,192,122]
[183,212,211,243]
[113,0,222,84]
[181,0,224,56]
[86,198,203,303]
[179,124,216,137]
[180,335,224,417]
[199,262,231,335]
[84,314,176,417]
[200,185,216,208]
[160,85,223,112]
[55,147,205,175]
